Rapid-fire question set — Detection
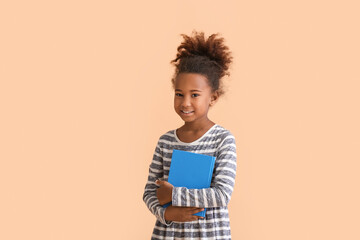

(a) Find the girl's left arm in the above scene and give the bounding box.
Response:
[171,134,237,208]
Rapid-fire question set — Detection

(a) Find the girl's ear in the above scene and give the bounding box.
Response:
[210,90,219,106]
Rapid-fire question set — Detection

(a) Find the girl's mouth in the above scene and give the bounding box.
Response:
[181,110,194,115]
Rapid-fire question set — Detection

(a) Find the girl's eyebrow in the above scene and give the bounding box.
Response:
[175,89,202,92]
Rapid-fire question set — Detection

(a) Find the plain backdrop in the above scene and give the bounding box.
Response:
[1,1,359,239]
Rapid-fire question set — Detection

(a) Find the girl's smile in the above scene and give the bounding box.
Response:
[180,110,194,115]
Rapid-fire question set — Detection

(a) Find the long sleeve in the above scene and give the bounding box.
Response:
[142,141,172,226]
[171,134,237,208]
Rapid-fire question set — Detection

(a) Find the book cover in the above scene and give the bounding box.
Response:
[162,149,216,218]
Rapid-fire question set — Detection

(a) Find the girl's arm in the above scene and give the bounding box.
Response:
[143,138,207,224]
[171,134,237,208]
[142,141,172,226]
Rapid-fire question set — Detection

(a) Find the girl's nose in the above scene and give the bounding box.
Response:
[182,96,191,107]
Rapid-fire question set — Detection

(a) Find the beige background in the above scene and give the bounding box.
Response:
[1,0,359,239]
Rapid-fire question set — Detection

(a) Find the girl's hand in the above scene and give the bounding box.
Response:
[164,206,205,222]
[156,180,174,205]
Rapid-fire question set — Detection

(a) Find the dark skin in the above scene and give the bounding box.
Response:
[164,206,205,222]
[156,73,219,222]
[175,121,215,143]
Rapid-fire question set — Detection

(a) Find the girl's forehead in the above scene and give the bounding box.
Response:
[174,73,211,90]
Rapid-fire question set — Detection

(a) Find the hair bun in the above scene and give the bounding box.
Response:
[171,30,233,77]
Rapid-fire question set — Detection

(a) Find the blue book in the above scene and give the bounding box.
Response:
[162,149,216,217]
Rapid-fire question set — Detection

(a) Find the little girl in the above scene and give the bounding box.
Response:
[143,30,237,240]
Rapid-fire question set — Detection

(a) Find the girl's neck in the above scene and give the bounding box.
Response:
[181,118,215,133]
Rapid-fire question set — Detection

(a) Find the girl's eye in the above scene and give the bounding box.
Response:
[175,93,183,97]
[192,94,199,97]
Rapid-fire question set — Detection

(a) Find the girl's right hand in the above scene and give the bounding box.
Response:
[164,206,205,222]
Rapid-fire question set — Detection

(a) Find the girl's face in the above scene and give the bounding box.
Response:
[174,73,218,125]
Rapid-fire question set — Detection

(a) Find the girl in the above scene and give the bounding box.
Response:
[143,30,237,240]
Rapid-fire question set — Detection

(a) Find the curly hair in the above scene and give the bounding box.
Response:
[170,30,233,96]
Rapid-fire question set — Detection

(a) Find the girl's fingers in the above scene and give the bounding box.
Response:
[191,208,205,214]
[192,216,199,221]
[191,215,204,221]
[155,179,163,185]
[187,207,203,212]
[187,207,197,210]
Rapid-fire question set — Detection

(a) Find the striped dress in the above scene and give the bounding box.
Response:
[143,124,237,240]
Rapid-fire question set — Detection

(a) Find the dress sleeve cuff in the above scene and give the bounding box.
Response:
[158,207,173,226]
[172,186,183,206]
